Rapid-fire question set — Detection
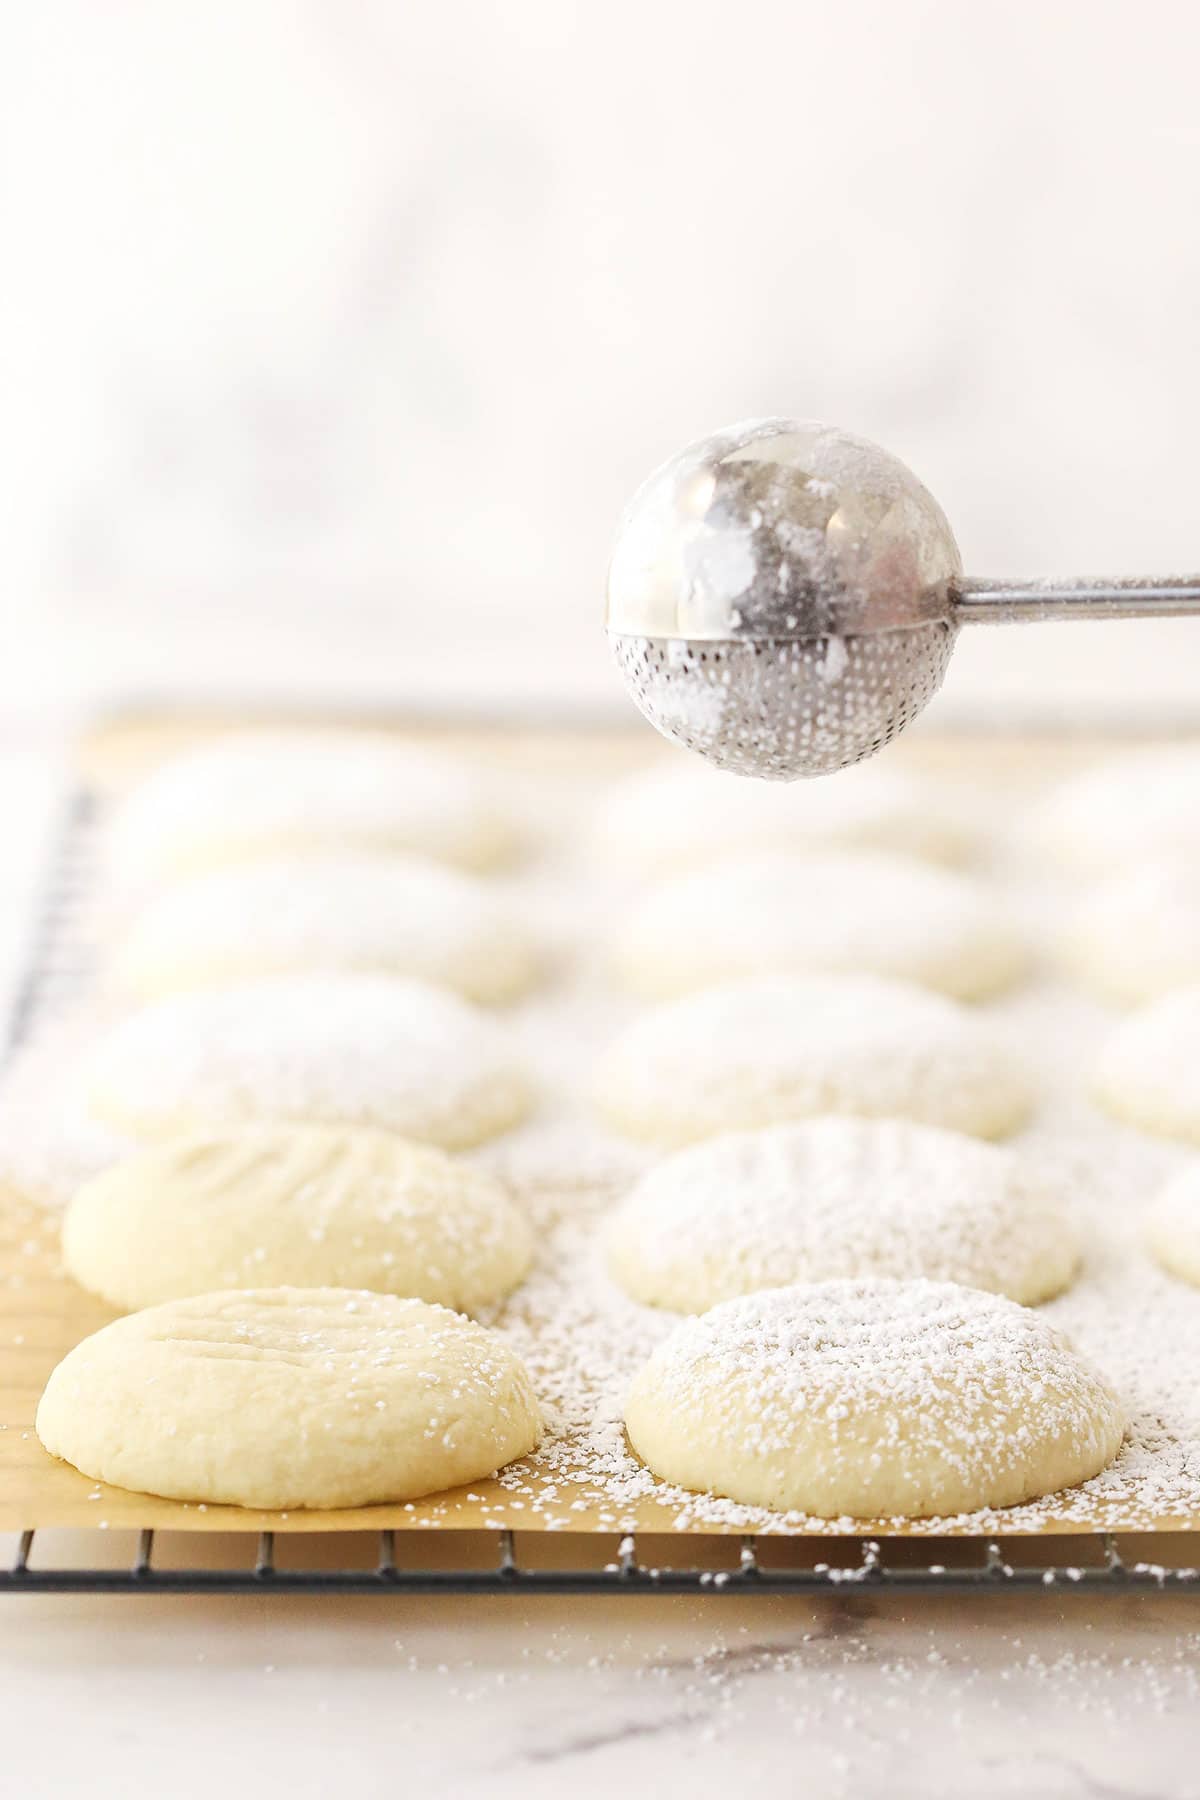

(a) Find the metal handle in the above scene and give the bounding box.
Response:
[954,574,1200,624]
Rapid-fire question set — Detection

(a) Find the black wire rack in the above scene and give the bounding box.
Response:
[4,764,1200,1599]
[1,1525,1198,1595]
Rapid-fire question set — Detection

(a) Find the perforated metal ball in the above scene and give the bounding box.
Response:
[605,419,963,779]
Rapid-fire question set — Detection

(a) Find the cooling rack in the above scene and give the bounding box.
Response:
[3,1524,1198,1595]
[3,726,1200,1600]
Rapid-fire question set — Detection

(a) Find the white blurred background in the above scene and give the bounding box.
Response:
[3,0,1199,727]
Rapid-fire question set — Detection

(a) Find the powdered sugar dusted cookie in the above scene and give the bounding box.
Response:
[1034,746,1200,874]
[470,1118,651,1210]
[0,1029,134,1207]
[624,1278,1124,1517]
[110,854,538,1004]
[593,975,1031,1148]
[612,850,1025,1001]
[1095,987,1200,1144]
[591,755,974,875]
[1067,857,1200,1004]
[608,1118,1078,1311]
[63,1125,534,1313]
[1147,1161,1200,1288]
[86,974,532,1149]
[37,1288,542,1508]
[107,731,516,889]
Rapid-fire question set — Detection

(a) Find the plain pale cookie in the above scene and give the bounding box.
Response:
[1094,986,1200,1144]
[607,1119,1078,1311]
[1033,747,1200,874]
[1147,1162,1200,1288]
[591,755,974,874]
[36,1288,542,1509]
[624,1278,1124,1518]
[110,854,538,1004]
[593,975,1031,1148]
[106,731,516,889]
[612,851,1026,1001]
[86,975,532,1149]
[63,1125,535,1313]
[1067,858,1200,1004]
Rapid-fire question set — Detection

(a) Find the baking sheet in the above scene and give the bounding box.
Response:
[2,712,1199,1538]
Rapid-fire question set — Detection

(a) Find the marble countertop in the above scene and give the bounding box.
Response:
[2,747,1199,1800]
[3,1558,1199,1799]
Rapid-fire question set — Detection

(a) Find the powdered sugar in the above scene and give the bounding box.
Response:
[0,1027,136,1204]
[1095,985,1200,1144]
[638,1278,1111,1433]
[110,852,537,1004]
[1146,1160,1200,1288]
[106,730,517,891]
[471,1117,651,1214]
[1034,745,1200,873]
[485,1145,1200,1533]
[589,752,975,874]
[593,974,1032,1147]
[607,1118,1078,1311]
[1070,857,1200,1004]
[86,974,533,1150]
[622,1278,1124,1517]
[9,735,1200,1535]
[612,850,1026,1001]
[490,1160,1200,1532]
